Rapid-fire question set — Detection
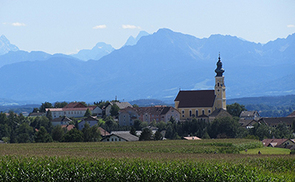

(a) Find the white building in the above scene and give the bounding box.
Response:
[46,102,102,119]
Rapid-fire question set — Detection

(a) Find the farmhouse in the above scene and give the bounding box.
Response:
[262,138,295,149]
[174,55,228,121]
[101,132,139,142]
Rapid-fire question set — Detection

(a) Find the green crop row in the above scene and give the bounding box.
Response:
[0,156,294,182]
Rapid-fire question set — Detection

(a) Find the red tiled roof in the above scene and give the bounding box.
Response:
[46,107,95,112]
[262,139,289,147]
[260,117,293,126]
[63,102,86,108]
[52,116,72,122]
[61,124,75,131]
[287,111,295,117]
[175,90,215,108]
[98,127,110,136]
[132,106,175,116]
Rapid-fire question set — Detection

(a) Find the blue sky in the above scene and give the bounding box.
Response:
[0,0,294,54]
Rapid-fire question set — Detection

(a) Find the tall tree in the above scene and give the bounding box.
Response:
[52,125,65,142]
[16,123,34,143]
[139,128,152,141]
[130,126,137,136]
[110,104,120,117]
[62,129,84,142]
[39,102,53,113]
[226,103,247,117]
[54,101,68,108]
[34,126,53,143]
[46,109,53,121]
[84,108,92,117]
[133,119,141,130]
[154,130,163,140]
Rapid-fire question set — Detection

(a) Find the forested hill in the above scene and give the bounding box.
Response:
[228,95,295,117]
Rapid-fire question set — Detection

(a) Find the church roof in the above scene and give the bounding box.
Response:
[174,90,215,108]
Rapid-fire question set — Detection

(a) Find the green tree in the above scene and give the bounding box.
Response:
[208,117,240,138]
[202,132,211,139]
[52,125,65,142]
[46,109,53,121]
[105,116,117,132]
[62,129,83,142]
[32,108,40,113]
[39,102,53,113]
[84,108,92,117]
[54,101,68,108]
[110,104,120,117]
[154,130,163,140]
[130,126,137,136]
[133,119,141,130]
[34,126,53,143]
[149,119,156,127]
[82,123,101,142]
[226,103,247,117]
[273,123,293,139]
[16,123,34,143]
[156,121,166,132]
[132,104,139,108]
[139,128,152,141]
[250,123,272,140]
[140,121,148,129]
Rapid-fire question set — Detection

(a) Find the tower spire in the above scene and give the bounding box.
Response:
[215,53,224,77]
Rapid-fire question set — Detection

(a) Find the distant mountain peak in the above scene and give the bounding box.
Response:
[71,42,114,61]
[124,31,149,46]
[0,35,19,55]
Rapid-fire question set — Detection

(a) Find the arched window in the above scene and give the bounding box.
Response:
[189,110,192,117]
[195,110,198,117]
[202,110,205,115]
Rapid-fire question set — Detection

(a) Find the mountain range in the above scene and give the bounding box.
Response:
[0,28,294,103]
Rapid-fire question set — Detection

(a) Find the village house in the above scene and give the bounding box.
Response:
[262,138,295,149]
[118,106,180,126]
[51,116,72,126]
[240,111,260,121]
[238,111,261,129]
[46,102,102,119]
[174,55,230,121]
[105,101,133,116]
[61,124,75,131]
[101,132,139,142]
[259,117,294,128]
[78,116,99,130]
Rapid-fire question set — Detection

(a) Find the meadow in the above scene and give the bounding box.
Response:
[0,139,294,181]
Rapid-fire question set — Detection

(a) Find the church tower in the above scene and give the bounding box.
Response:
[214,54,226,110]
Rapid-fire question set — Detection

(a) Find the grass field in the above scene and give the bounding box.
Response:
[0,139,294,181]
[240,147,291,155]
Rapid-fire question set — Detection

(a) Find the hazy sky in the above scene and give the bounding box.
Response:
[1,0,294,54]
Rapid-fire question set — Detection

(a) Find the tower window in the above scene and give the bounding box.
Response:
[218,83,219,87]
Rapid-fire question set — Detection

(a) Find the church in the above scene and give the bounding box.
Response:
[174,55,229,121]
